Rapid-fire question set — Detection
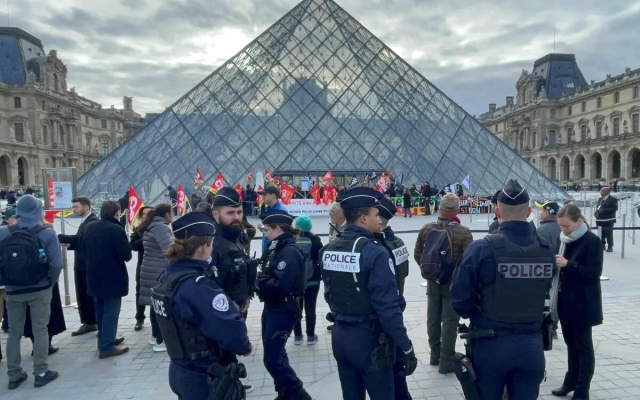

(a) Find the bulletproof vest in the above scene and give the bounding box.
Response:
[262,239,306,297]
[151,271,222,361]
[479,234,554,324]
[213,236,250,303]
[321,236,375,315]
[383,234,410,291]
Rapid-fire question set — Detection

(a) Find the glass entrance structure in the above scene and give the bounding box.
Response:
[76,0,569,205]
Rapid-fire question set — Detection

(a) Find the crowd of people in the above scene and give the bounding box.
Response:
[0,179,614,400]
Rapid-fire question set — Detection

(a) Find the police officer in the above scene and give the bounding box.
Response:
[321,187,417,400]
[256,209,311,400]
[376,196,412,400]
[210,187,258,317]
[151,212,252,400]
[450,179,555,400]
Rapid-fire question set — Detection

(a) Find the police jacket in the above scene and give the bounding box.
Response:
[321,225,412,353]
[379,226,409,298]
[257,233,305,307]
[152,258,251,373]
[450,221,555,331]
[209,224,257,305]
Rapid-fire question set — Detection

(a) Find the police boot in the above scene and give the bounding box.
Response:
[429,344,440,366]
[291,388,313,400]
[438,357,456,374]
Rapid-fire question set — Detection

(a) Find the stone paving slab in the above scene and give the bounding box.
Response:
[1,213,639,399]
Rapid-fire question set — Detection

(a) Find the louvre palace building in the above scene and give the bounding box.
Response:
[0,27,144,189]
[478,53,640,190]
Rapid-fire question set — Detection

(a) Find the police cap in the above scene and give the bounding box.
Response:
[377,196,397,220]
[497,179,529,206]
[259,209,296,225]
[213,187,241,207]
[171,212,216,239]
[339,187,382,210]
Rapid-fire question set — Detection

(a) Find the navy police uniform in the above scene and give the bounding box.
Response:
[151,212,252,400]
[377,196,412,400]
[321,188,417,400]
[450,180,555,400]
[209,187,258,313]
[256,210,310,400]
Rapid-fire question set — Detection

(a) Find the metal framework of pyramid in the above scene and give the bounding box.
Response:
[76,0,569,205]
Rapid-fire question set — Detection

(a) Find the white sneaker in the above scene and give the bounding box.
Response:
[149,338,157,345]
[153,342,167,352]
[243,385,253,393]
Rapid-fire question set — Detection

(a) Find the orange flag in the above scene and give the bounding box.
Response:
[128,186,144,226]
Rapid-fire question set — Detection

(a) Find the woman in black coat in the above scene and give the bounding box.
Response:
[130,206,154,331]
[553,205,603,400]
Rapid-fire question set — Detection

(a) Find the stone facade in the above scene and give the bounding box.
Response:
[478,53,640,189]
[0,28,144,189]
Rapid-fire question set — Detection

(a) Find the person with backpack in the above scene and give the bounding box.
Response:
[414,193,472,375]
[0,195,62,389]
[376,196,412,399]
[292,215,323,346]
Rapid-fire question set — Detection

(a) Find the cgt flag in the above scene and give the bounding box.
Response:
[176,184,186,216]
[310,183,321,205]
[193,168,204,189]
[128,186,144,227]
[265,169,275,184]
[256,184,264,207]
[322,170,333,182]
[234,184,244,201]
[246,168,252,186]
[209,173,224,194]
[280,183,295,205]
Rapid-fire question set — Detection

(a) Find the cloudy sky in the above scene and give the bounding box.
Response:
[10,0,640,116]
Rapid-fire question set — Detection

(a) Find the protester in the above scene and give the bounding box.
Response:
[403,188,412,218]
[129,206,154,331]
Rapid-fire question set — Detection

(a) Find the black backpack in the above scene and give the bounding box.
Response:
[295,236,315,281]
[419,222,457,285]
[0,225,50,286]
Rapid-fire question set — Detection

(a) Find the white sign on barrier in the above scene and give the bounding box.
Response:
[286,199,334,216]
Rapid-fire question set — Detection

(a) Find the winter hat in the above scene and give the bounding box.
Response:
[15,195,44,226]
[439,193,460,215]
[294,214,313,232]
[3,207,17,221]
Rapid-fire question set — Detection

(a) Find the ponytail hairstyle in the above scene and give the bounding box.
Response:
[166,236,213,261]
[265,223,301,239]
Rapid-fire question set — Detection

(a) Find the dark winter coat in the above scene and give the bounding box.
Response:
[139,216,173,306]
[24,282,66,339]
[558,230,604,328]
[595,195,618,225]
[82,217,132,299]
[301,232,323,283]
[403,193,411,208]
[58,213,98,272]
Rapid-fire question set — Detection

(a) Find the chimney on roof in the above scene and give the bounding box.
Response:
[506,96,514,107]
[489,103,496,113]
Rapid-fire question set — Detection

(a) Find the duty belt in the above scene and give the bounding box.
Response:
[461,327,540,340]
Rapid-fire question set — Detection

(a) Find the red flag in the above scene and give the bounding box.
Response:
[375,176,386,194]
[209,173,224,194]
[322,170,333,182]
[265,169,275,184]
[256,184,264,207]
[193,168,204,189]
[322,185,335,205]
[310,184,321,205]
[176,184,186,216]
[128,186,144,226]
[280,183,295,205]
[47,178,55,208]
[234,184,243,201]
[246,168,252,185]
[43,210,57,224]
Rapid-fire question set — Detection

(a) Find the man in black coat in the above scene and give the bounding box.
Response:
[594,187,618,252]
[58,196,99,336]
[81,200,132,359]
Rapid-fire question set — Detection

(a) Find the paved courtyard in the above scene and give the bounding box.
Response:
[1,209,640,399]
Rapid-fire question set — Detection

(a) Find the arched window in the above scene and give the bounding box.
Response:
[42,125,49,145]
[53,74,59,92]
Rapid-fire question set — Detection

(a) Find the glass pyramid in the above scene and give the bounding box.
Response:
[76,0,569,205]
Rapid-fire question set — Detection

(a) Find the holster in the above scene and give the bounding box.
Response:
[207,362,247,400]
[368,333,396,372]
[453,352,481,400]
[542,313,553,351]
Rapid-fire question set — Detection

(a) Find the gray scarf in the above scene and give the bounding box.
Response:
[549,222,588,320]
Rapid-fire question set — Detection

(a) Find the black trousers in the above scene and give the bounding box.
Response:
[74,269,96,325]
[150,311,163,344]
[597,223,614,249]
[561,322,595,397]
[293,284,320,337]
[135,262,146,323]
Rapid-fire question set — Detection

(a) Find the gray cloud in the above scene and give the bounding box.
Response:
[15,0,640,118]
